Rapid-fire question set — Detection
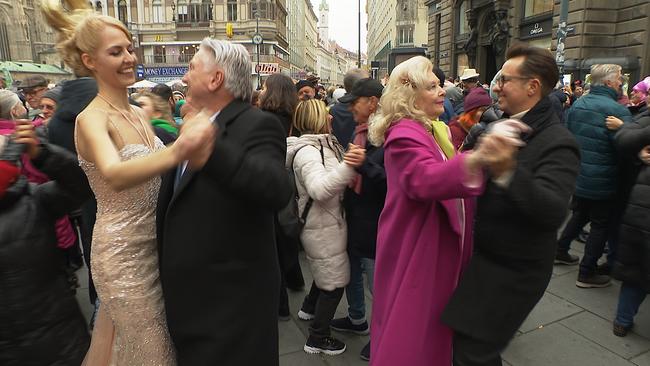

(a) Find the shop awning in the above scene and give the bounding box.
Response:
[0,61,71,75]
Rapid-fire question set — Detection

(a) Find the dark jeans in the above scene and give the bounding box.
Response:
[615,282,647,328]
[346,254,374,321]
[556,197,615,275]
[452,332,503,366]
[301,281,344,339]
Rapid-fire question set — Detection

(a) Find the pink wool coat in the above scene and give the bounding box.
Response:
[370,119,483,366]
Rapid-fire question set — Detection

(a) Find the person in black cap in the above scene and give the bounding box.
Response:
[331,78,386,362]
[296,79,316,101]
[18,75,49,120]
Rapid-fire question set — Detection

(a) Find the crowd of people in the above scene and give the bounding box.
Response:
[2,1,650,366]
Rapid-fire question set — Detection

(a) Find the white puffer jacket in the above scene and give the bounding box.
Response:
[286,134,356,291]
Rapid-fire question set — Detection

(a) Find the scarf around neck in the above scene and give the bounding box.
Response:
[427,119,455,160]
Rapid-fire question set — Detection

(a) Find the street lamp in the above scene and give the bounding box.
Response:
[171,1,176,22]
[357,0,361,68]
[253,8,263,88]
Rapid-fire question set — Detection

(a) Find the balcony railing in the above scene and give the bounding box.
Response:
[142,54,195,65]
[176,21,211,29]
[133,22,176,31]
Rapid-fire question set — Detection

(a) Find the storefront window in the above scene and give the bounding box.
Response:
[528,36,551,50]
[456,53,468,79]
[524,0,553,18]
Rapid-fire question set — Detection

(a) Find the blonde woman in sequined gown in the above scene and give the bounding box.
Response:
[41,1,215,364]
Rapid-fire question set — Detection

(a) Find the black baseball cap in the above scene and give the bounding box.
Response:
[338,78,384,103]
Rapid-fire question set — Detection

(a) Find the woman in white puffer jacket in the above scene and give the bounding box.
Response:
[286,99,365,355]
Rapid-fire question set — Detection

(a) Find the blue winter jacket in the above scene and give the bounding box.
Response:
[566,85,632,199]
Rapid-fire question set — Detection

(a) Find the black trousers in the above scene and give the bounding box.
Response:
[453,332,504,366]
[556,197,616,275]
[301,281,344,339]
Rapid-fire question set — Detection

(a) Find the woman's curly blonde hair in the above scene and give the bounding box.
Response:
[368,56,436,146]
[41,0,132,77]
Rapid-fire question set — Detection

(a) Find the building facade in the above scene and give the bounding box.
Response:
[367,0,429,77]
[286,0,317,79]
[98,0,288,87]
[426,0,650,86]
[0,0,71,85]
[315,1,364,87]
[0,0,58,64]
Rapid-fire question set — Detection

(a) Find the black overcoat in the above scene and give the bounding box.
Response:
[157,99,292,366]
[613,115,650,291]
[0,144,92,366]
[441,96,580,346]
[343,141,386,259]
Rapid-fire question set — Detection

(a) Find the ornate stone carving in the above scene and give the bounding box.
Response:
[463,10,478,67]
[490,9,509,56]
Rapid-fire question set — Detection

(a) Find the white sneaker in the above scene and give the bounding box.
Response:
[298,309,315,321]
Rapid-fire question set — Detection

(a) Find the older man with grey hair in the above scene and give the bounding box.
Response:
[556,63,632,288]
[157,38,292,365]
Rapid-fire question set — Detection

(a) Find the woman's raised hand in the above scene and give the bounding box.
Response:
[13,119,40,159]
[344,144,366,168]
[173,109,217,168]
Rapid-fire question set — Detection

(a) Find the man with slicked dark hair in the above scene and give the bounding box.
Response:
[442,43,581,366]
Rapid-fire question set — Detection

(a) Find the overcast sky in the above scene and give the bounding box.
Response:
[309,0,368,55]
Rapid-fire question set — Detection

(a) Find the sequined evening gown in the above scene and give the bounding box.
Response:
[79,137,176,365]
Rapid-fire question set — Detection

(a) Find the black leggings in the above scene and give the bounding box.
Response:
[301,281,344,339]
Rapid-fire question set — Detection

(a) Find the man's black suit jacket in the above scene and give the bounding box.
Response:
[157,99,292,366]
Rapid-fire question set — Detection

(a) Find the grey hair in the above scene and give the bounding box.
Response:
[344,68,370,92]
[590,64,622,87]
[200,38,253,102]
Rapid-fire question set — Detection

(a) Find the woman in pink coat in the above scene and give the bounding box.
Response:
[367,56,505,365]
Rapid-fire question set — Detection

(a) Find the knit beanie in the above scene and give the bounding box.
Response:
[463,87,492,113]
[0,90,21,120]
[632,76,650,99]
[295,79,315,92]
[42,86,62,103]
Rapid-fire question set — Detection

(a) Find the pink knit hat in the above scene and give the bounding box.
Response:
[463,87,492,113]
[632,76,650,99]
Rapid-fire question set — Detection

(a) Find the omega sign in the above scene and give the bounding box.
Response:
[253,63,280,75]
[530,23,544,36]
[521,18,552,39]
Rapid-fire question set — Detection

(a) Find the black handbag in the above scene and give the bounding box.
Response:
[277,143,324,239]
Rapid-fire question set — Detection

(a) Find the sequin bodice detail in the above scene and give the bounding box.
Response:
[80,142,163,216]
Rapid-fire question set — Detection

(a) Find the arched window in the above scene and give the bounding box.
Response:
[152,0,164,22]
[202,0,213,21]
[227,0,237,22]
[177,0,188,22]
[250,0,273,19]
[456,0,468,35]
[189,0,200,22]
[117,0,128,24]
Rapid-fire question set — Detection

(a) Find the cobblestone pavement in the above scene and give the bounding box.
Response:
[75,240,650,366]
